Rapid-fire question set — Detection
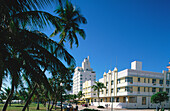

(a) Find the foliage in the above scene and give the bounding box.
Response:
[51,0,87,48]
[77,91,85,100]
[91,82,106,105]
[151,92,168,104]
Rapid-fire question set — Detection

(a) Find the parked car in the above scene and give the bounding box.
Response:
[56,103,61,106]
[82,104,88,107]
[62,103,68,108]
[67,104,73,108]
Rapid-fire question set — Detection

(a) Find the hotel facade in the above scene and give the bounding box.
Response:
[83,61,170,109]
[73,56,96,95]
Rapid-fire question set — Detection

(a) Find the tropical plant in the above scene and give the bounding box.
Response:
[151,92,168,109]
[1,5,74,111]
[91,82,106,106]
[51,0,87,48]
[0,0,86,110]
[77,91,85,100]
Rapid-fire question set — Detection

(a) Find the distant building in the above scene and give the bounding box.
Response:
[82,80,97,104]
[73,56,96,94]
[89,61,170,109]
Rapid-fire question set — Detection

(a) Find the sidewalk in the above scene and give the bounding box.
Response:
[73,104,170,111]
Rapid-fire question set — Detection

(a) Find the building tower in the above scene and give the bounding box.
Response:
[73,56,96,94]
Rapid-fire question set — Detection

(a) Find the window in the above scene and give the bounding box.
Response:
[106,82,108,86]
[80,74,82,76]
[144,87,145,92]
[138,87,140,92]
[166,80,169,85]
[160,80,163,84]
[152,88,156,92]
[123,97,126,103]
[142,97,146,105]
[100,99,103,102]
[129,97,137,103]
[125,86,133,92]
[111,80,114,85]
[148,79,150,83]
[125,77,133,83]
[148,87,150,92]
[159,88,163,92]
[102,90,104,94]
[80,78,82,80]
[94,99,96,102]
[106,89,108,94]
[166,88,169,93]
[152,79,156,84]
[111,88,113,93]
[117,79,120,84]
[105,98,107,102]
[117,88,120,93]
[144,78,146,83]
[90,75,91,77]
[138,78,140,82]
[116,97,119,102]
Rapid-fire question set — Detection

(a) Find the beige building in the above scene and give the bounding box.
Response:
[90,61,170,109]
[82,80,97,104]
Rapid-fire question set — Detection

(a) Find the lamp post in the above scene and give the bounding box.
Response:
[60,82,63,111]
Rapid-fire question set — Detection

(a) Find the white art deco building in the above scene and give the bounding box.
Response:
[73,56,96,94]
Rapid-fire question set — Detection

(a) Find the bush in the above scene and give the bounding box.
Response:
[161,108,164,111]
[97,106,104,108]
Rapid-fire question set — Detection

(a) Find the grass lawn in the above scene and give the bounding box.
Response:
[0,103,61,111]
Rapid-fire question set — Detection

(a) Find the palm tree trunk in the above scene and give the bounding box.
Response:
[47,100,51,111]
[2,83,15,111]
[27,106,29,111]
[55,101,57,110]
[36,95,40,110]
[0,53,4,91]
[97,90,100,106]
[50,100,54,111]
[22,84,38,111]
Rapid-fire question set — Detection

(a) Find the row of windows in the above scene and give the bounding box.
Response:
[102,87,170,93]
[116,77,169,85]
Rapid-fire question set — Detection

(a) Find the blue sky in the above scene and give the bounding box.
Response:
[43,0,170,81]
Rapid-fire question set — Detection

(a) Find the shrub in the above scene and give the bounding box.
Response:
[97,106,104,108]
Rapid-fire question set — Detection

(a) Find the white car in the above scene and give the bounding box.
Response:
[62,103,68,108]
[67,104,73,108]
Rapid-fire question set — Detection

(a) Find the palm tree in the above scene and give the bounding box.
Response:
[77,91,85,100]
[91,82,106,106]
[0,0,86,110]
[0,0,75,110]
[51,0,87,48]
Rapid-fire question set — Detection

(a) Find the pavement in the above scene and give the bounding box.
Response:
[72,104,170,111]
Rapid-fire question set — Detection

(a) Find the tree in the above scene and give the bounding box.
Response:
[51,0,87,48]
[0,0,86,110]
[151,92,168,109]
[91,82,106,106]
[77,91,85,100]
